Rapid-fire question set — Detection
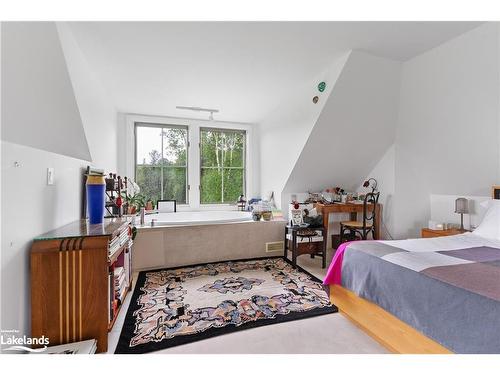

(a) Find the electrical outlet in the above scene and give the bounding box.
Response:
[47,167,55,185]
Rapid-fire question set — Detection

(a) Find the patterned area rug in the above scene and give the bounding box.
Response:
[115,257,337,353]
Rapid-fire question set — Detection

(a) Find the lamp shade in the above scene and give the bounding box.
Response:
[455,198,469,214]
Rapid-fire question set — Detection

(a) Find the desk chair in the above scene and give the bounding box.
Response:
[340,192,380,242]
[157,199,177,213]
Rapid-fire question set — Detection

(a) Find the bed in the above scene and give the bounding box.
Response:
[324,196,500,354]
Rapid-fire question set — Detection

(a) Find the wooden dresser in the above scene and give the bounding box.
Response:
[31,218,132,353]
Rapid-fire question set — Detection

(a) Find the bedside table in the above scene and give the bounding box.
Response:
[421,228,468,238]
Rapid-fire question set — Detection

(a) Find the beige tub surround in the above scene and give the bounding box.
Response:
[132,220,287,271]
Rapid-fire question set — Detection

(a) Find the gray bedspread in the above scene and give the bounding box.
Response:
[341,241,500,353]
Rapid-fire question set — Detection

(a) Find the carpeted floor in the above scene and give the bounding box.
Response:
[115,257,337,354]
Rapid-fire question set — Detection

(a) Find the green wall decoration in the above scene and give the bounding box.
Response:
[318,81,326,92]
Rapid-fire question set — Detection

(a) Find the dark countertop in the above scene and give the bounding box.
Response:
[34,218,131,241]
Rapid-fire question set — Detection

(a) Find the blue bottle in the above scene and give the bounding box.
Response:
[86,175,106,224]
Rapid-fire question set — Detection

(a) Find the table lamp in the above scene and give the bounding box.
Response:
[455,198,469,231]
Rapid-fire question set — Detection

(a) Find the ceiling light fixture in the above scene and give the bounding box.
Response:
[176,106,219,121]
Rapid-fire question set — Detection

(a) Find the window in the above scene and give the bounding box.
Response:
[135,123,188,204]
[200,128,246,204]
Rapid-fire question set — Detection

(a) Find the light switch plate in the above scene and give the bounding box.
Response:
[47,167,54,185]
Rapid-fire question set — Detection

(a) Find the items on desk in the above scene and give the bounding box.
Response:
[288,202,323,227]
[290,209,303,226]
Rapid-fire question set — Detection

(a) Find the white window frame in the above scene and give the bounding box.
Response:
[134,122,189,204]
[199,126,247,205]
[123,114,254,211]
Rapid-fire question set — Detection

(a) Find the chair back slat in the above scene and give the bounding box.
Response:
[363,192,380,228]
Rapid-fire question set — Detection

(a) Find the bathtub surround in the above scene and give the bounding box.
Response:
[132,220,286,271]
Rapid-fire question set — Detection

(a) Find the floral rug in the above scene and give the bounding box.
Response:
[115,257,337,354]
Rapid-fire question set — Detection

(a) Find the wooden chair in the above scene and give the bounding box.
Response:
[340,192,380,242]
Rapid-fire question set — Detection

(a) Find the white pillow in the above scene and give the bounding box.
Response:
[474,199,500,240]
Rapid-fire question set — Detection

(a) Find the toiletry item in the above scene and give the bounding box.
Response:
[140,208,145,225]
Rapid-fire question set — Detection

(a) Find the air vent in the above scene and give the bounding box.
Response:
[266,241,284,253]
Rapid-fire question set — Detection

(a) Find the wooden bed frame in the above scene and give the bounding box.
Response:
[330,285,452,353]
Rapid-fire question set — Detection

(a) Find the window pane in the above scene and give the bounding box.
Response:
[200,168,222,204]
[136,126,162,165]
[223,168,244,203]
[135,124,188,204]
[200,130,219,167]
[162,127,187,166]
[163,167,187,204]
[223,132,245,168]
[200,129,245,168]
[200,128,246,205]
[135,166,162,203]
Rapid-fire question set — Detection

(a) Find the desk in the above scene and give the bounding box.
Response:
[315,202,382,246]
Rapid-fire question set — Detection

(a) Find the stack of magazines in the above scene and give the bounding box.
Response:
[108,227,129,259]
[114,266,127,303]
[34,339,97,354]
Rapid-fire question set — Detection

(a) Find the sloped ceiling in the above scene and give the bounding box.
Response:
[283,50,401,195]
[259,53,350,206]
[1,22,91,161]
[66,22,480,123]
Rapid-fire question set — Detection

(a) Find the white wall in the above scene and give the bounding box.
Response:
[393,23,500,239]
[283,51,401,205]
[430,194,490,231]
[259,53,350,209]
[57,23,118,171]
[0,22,118,342]
[1,22,91,162]
[0,142,87,340]
[356,144,396,239]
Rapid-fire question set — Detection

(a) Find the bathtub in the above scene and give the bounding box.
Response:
[142,210,253,227]
[133,210,286,271]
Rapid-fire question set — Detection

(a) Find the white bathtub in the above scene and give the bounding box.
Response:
[142,210,253,227]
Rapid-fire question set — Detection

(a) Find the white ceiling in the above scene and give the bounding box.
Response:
[66,21,482,123]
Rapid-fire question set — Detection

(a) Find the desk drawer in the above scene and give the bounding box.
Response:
[339,205,360,213]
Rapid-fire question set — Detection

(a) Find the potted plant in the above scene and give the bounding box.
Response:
[145,199,154,211]
[121,192,146,215]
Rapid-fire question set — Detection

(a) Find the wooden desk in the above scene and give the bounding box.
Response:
[315,202,382,246]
